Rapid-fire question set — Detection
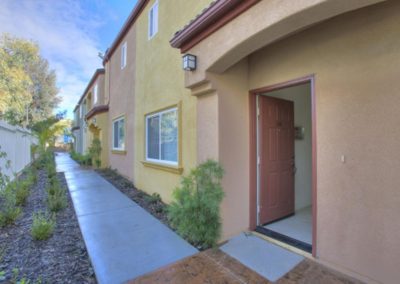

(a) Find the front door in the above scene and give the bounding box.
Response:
[258,95,295,224]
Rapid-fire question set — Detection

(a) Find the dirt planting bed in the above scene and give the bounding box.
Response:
[0,169,96,283]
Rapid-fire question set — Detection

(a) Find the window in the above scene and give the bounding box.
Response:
[148,1,158,39]
[113,117,125,150]
[93,84,98,104]
[121,42,127,69]
[146,107,178,165]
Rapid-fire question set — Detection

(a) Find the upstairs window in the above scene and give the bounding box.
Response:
[146,107,178,165]
[93,84,98,104]
[148,1,158,39]
[121,42,127,69]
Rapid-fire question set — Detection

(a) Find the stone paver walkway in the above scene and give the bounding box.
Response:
[55,152,197,284]
[129,247,363,284]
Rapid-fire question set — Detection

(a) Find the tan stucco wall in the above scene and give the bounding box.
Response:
[133,0,213,203]
[185,0,383,87]
[189,2,399,283]
[106,24,136,180]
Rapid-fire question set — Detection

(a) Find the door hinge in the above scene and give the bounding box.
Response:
[257,205,261,214]
[257,156,260,165]
[257,104,260,117]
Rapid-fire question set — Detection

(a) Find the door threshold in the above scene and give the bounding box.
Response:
[255,226,312,253]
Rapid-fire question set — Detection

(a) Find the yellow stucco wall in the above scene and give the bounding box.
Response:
[133,0,214,203]
[189,2,400,283]
[88,112,109,167]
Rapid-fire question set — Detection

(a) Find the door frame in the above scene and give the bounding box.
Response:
[249,74,317,257]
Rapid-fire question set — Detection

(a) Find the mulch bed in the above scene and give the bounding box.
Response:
[0,169,96,283]
[96,169,170,227]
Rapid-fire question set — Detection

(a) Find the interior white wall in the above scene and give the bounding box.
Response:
[262,83,312,210]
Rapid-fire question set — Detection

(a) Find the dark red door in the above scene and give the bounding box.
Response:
[259,95,295,225]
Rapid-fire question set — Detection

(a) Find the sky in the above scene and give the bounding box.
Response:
[0,0,138,118]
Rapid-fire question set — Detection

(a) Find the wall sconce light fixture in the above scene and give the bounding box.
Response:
[182,54,196,71]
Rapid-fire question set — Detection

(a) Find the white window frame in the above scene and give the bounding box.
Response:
[148,0,158,39]
[121,42,127,69]
[145,107,178,166]
[93,84,98,104]
[112,116,125,151]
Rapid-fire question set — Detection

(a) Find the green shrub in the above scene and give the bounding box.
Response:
[145,193,162,204]
[27,170,38,184]
[35,150,53,170]
[88,138,102,168]
[0,188,21,227]
[168,160,224,249]
[31,211,55,241]
[0,146,11,191]
[70,151,92,166]
[14,180,31,206]
[46,163,57,179]
[46,183,67,212]
[81,154,92,166]
[49,175,60,188]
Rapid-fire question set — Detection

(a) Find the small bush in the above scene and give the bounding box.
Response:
[47,183,67,212]
[88,138,102,168]
[49,175,60,188]
[47,164,57,179]
[35,150,53,170]
[14,180,31,206]
[27,170,38,184]
[168,160,224,249]
[31,211,55,241]
[0,189,21,227]
[70,151,92,166]
[145,193,162,204]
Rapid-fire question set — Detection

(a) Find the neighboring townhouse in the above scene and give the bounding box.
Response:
[72,69,108,166]
[102,0,213,199]
[170,0,399,283]
[85,69,109,167]
[71,107,82,153]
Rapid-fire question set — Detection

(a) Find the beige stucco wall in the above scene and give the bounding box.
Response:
[133,0,213,203]
[188,1,399,283]
[185,0,383,87]
[106,24,136,180]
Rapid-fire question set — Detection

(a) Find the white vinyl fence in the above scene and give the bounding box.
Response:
[0,120,38,181]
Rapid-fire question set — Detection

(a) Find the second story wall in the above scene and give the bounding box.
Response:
[105,22,137,180]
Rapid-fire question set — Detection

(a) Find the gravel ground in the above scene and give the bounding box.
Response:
[96,169,170,226]
[0,169,96,283]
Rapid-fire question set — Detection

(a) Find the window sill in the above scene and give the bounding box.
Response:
[112,149,126,155]
[141,161,183,174]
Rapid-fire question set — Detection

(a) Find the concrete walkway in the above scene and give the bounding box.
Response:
[55,152,197,284]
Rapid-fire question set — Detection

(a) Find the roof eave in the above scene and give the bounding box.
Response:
[170,0,260,52]
[103,0,149,64]
[76,69,105,106]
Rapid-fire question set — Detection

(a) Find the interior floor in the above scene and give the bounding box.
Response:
[263,206,312,245]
